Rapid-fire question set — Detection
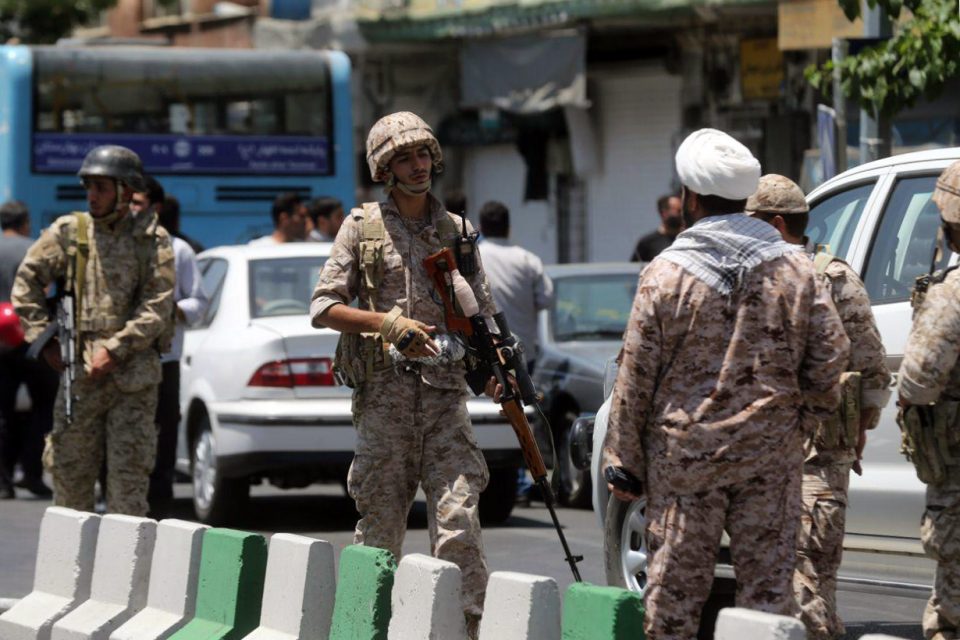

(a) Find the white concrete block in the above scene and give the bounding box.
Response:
[477,572,560,640]
[50,515,157,640]
[0,507,101,640]
[859,636,912,640]
[109,519,208,640]
[242,534,336,640]
[387,554,467,640]
[714,608,806,640]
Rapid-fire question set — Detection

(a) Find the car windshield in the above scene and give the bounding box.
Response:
[249,257,327,318]
[552,273,638,342]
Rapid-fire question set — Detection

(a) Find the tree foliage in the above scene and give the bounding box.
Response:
[805,0,960,118]
[0,0,119,44]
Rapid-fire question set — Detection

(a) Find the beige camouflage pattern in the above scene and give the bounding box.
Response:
[794,256,890,639]
[899,266,960,640]
[933,160,960,225]
[746,174,809,215]
[43,378,157,515]
[793,462,851,640]
[12,209,174,516]
[311,194,495,391]
[365,112,444,182]
[922,466,960,640]
[644,470,801,639]
[347,373,489,616]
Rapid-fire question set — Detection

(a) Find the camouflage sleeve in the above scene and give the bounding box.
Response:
[466,219,498,318]
[898,271,960,405]
[827,261,892,413]
[102,227,175,362]
[310,211,361,327]
[10,223,68,343]
[798,273,851,423]
[601,271,661,481]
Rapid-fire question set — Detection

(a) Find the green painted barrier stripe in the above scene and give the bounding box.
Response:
[169,528,268,640]
[562,582,645,640]
[329,545,397,640]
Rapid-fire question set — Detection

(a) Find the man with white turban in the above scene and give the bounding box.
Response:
[602,128,850,639]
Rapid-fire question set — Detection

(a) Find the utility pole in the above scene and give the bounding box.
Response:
[859,1,892,163]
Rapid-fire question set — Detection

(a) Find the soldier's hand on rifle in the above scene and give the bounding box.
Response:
[485,375,519,402]
[89,347,118,379]
[42,340,65,373]
[609,485,642,503]
[380,308,439,359]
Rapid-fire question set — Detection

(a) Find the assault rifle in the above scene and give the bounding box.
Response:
[27,294,78,425]
[424,248,583,581]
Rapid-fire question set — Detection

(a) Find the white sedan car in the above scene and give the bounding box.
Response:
[175,242,523,525]
[586,147,960,603]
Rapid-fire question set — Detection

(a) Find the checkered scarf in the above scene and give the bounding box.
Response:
[657,213,802,296]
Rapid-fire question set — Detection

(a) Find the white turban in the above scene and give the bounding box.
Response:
[675,128,761,200]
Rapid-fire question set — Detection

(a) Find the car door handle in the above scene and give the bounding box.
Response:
[184,356,191,366]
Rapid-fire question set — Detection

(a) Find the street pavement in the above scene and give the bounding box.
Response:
[0,482,926,639]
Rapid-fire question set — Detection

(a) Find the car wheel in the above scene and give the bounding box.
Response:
[604,494,649,593]
[553,410,592,509]
[479,466,518,525]
[191,415,249,525]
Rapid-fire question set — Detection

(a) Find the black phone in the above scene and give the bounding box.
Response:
[604,465,643,495]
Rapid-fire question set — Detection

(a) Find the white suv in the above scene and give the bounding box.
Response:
[585,147,960,599]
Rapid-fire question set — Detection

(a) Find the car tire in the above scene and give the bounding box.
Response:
[191,415,249,525]
[553,410,592,509]
[479,466,518,525]
[603,494,736,640]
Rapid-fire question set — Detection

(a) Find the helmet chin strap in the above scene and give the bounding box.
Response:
[385,173,432,197]
[91,179,128,224]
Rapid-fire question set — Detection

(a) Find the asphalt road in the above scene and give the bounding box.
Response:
[0,482,927,639]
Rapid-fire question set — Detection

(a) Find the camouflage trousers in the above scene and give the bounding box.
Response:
[922,466,960,640]
[43,375,157,516]
[644,469,801,640]
[793,461,851,640]
[347,370,490,617]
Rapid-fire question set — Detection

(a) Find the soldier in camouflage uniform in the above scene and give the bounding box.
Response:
[898,160,960,640]
[12,145,174,517]
[602,129,850,640]
[309,112,496,636]
[746,174,892,640]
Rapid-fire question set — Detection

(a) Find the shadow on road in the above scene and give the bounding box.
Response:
[844,622,923,639]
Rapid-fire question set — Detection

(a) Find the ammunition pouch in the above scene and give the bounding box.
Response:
[333,332,390,389]
[816,371,862,451]
[898,401,960,485]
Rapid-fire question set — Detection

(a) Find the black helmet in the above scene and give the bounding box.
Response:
[77,145,146,193]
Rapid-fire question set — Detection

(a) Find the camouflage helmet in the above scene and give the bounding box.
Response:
[933,160,960,225]
[365,112,443,183]
[77,145,146,193]
[745,174,809,215]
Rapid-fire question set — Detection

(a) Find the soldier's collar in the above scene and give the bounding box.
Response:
[382,193,445,225]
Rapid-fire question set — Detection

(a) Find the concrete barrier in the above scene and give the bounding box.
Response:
[478,572,560,640]
[50,515,157,640]
[242,534,336,640]
[109,520,208,640]
[561,583,643,640]
[167,529,268,640]
[714,608,806,640]
[0,508,101,640]
[329,545,396,640]
[858,636,912,639]
[387,554,466,640]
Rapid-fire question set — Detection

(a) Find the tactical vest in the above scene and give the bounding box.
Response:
[332,203,460,388]
[813,252,863,451]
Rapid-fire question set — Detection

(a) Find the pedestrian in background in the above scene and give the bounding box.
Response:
[897,160,960,640]
[250,192,308,244]
[307,197,345,242]
[12,145,174,516]
[602,129,850,639]
[630,193,682,262]
[0,200,57,499]
[134,178,209,518]
[746,174,891,640]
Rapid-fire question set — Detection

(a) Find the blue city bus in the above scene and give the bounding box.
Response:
[0,45,354,248]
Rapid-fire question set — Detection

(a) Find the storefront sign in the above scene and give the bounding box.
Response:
[740,38,784,100]
[778,0,864,50]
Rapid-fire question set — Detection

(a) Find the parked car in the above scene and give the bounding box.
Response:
[582,147,960,601]
[175,242,523,525]
[532,262,641,508]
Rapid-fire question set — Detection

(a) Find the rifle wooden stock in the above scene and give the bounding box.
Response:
[501,399,547,480]
[423,249,473,335]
